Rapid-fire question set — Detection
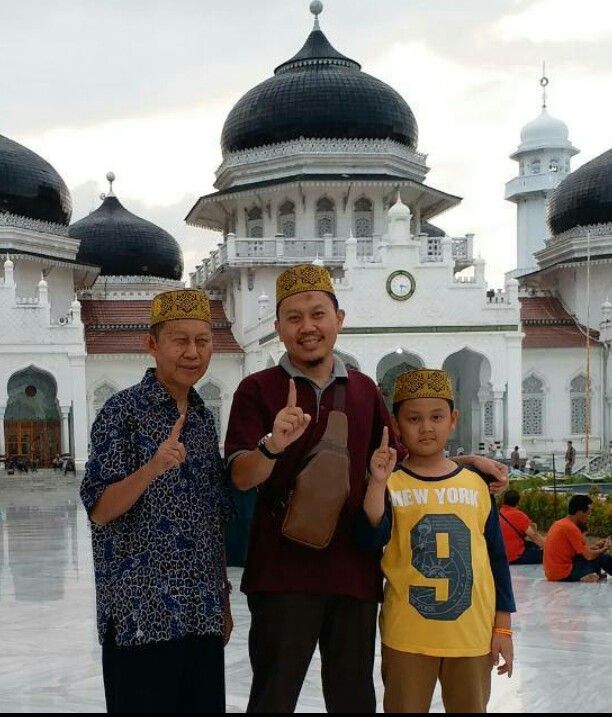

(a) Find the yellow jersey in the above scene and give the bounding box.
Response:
[380,465,496,657]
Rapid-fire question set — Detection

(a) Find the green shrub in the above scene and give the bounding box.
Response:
[498,485,612,537]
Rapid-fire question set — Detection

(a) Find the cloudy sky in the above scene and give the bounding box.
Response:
[3,0,611,285]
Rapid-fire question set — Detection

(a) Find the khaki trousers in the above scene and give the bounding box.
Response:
[382,644,492,713]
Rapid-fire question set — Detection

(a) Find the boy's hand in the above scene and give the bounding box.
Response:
[369,426,397,484]
[491,634,513,678]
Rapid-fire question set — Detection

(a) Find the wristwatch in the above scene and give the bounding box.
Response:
[257,433,285,459]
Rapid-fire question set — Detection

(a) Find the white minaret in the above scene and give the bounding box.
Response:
[505,70,578,273]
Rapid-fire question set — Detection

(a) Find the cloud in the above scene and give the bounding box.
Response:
[495,0,612,43]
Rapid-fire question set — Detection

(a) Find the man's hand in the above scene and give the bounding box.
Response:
[223,586,233,646]
[369,426,397,485]
[458,454,509,494]
[268,379,311,454]
[149,414,186,477]
[491,634,513,678]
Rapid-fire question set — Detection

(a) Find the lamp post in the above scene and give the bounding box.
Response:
[600,298,612,456]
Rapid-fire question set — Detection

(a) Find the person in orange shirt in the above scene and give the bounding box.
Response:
[500,490,545,565]
[544,495,612,582]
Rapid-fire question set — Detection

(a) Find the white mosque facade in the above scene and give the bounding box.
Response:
[0,4,611,471]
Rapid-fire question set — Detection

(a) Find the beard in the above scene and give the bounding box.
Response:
[305,357,325,368]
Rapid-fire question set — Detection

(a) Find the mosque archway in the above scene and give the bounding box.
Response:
[442,348,492,455]
[376,350,424,411]
[4,367,61,468]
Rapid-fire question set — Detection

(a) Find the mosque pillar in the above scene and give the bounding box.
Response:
[70,355,89,470]
[0,404,6,456]
[60,405,71,455]
[492,389,505,449]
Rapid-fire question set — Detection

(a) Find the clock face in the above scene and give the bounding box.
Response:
[387,270,416,301]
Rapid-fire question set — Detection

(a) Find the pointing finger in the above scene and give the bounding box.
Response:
[380,426,389,450]
[170,413,186,441]
[287,378,297,408]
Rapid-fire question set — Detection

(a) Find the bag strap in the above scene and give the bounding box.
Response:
[333,381,347,412]
[500,510,526,540]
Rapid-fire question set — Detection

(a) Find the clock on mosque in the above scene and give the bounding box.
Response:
[386,270,416,301]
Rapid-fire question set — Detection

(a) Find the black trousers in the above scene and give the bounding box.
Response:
[246,593,378,714]
[102,632,225,714]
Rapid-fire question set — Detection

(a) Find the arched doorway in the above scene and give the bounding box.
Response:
[4,367,61,468]
[334,350,360,371]
[376,350,424,412]
[442,348,492,456]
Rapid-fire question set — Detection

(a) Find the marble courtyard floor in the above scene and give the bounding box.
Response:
[0,473,610,713]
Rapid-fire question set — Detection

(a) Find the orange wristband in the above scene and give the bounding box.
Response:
[493,627,513,637]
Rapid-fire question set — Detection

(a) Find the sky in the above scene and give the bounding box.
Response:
[2,0,611,286]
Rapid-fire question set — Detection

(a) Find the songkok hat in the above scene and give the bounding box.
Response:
[276,263,335,307]
[394,369,454,404]
[150,289,211,326]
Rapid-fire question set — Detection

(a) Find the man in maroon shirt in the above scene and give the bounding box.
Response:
[225,263,509,713]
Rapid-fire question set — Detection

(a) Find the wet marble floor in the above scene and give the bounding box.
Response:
[0,473,610,712]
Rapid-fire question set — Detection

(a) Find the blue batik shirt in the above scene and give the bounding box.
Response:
[81,368,233,647]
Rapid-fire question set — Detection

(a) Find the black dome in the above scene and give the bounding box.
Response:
[0,134,72,225]
[221,28,418,154]
[547,148,612,235]
[70,195,183,279]
[421,221,445,237]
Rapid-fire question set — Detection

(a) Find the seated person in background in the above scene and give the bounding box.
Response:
[500,490,545,564]
[63,457,76,475]
[544,495,612,582]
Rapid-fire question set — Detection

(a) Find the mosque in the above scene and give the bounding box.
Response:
[0,2,610,471]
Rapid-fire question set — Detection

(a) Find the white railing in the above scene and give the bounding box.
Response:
[486,289,508,304]
[193,235,376,285]
[420,235,474,264]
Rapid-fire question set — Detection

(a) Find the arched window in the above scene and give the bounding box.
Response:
[93,382,118,418]
[522,375,544,436]
[530,159,541,174]
[549,158,560,173]
[353,197,373,237]
[278,200,296,238]
[570,374,590,434]
[198,381,222,437]
[315,197,336,238]
[247,206,263,238]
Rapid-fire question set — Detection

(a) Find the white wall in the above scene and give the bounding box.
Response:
[522,347,603,455]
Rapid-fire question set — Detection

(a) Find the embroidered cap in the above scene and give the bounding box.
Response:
[393,369,454,404]
[276,263,335,307]
[150,289,211,326]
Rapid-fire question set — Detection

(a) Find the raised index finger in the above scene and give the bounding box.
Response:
[287,378,297,408]
[170,413,186,441]
[380,426,389,450]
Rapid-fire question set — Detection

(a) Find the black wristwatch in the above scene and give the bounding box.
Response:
[257,433,285,459]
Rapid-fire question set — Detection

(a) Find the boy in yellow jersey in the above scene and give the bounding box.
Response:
[360,369,515,713]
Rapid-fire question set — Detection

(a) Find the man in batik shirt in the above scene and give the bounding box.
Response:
[81,289,232,714]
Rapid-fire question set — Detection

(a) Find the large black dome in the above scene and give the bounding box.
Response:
[547,148,612,235]
[70,195,183,279]
[0,134,72,225]
[221,27,418,155]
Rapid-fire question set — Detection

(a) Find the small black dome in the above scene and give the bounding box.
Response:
[221,27,418,155]
[70,195,183,279]
[421,221,445,237]
[547,148,612,235]
[0,134,72,225]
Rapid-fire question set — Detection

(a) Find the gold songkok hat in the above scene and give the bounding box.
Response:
[393,369,454,404]
[150,289,211,326]
[276,263,335,307]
